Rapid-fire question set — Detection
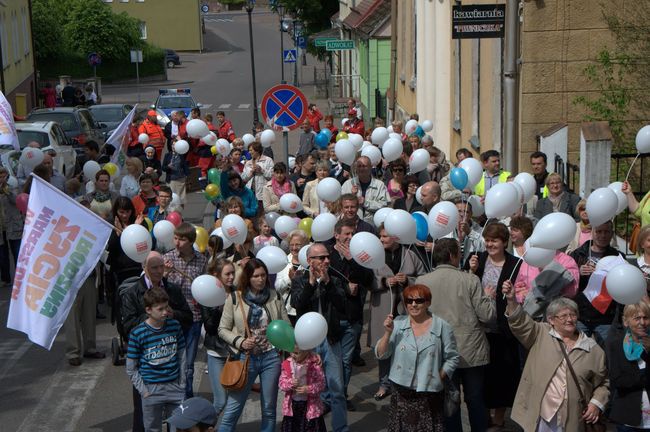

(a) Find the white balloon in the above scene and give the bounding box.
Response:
[174,140,190,155]
[335,139,356,165]
[384,209,417,244]
[528,212,577,250]
[511,181,525,206]
[421,120,433,132]
[596,255,624,272]
[428,201,459,240]
[210,227,233,249]
[152,220,175,249]
[514,172,536,203]
[294,312,328,350]
[635,125,650,154]
[373,207,393,227]
[83,160,101,180]
[586,187,618,227]
[256,245,289,274]
[279,193,303,213]
[191,275,227,307]
[348,133,363,151]
[260,129,276,148]
[298,244,310,269]
[467,195,484,217]
[242,133,255,147]
[459,158,483,188]
[221,214,248,245]
[341,118,349,127]
[20,147,44,170]
[382,138,403,162]
[405,119,418,135]
[215,138,231,157]
[311,213,337,241]
[274,215,298,239]
[371,127,389,146]
[202,132,218,146]
[523,240,555,268]
[7,176,17,189]
[187,119,210,138]
[389,132,402,141]
[409,148,429,173]
[608,182,628,215]
[416,186,423,204]
[120,224,152,263]
[138,133,150,144]
[607,263,647,305]
[387,125,394,133]
[484,183,519,218]
[361,145,382,167]
[316,178,342,202]
[350,232,385,270]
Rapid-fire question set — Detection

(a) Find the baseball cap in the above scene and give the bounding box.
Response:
[147,110,158,117]
[166,397,217,429]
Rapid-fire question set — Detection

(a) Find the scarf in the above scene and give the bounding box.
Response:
[244,286,270,328]
[579,221,591,233]
[271,176,291,198]
[549,192,564,212]
[94,190,112,203]
[624,327,648,361]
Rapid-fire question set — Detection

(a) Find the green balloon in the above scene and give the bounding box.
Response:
[266,320,295,352]
[208,168,220,185]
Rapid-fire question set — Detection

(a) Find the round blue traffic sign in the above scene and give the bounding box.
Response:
[261,84,308,131]
[87,52,101,67]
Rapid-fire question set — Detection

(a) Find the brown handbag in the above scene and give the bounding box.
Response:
[558,340,607,432]
[220,292,250,391]
[629,222,641,255]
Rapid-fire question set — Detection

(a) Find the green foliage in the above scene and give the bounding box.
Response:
[274,0,340,57]
[32,0,64,60]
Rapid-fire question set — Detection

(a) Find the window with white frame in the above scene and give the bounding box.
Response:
[21,7,30,55]
[139,21,147,40]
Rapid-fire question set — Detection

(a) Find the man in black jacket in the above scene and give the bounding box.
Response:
[120,251,192,432]
[291,243,350,432]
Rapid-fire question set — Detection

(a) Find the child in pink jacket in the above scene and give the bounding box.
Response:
[278,349,326,432]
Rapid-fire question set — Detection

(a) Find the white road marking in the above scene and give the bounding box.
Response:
[218,104,231,109]
[237,104,250,109]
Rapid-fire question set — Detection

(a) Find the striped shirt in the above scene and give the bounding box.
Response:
[164,248,207,322]
[127,318,186,384]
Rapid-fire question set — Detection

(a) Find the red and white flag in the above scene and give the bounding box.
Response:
[582,255,626,314]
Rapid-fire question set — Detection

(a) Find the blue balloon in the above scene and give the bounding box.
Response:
[321,128,332,139]
[412,213,429,242]
[414,125,425,138]
[450,167,469,190]
[315,132,330,149]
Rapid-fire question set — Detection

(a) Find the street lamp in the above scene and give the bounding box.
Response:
[245,0,259,131]
[292,20,303,87]
[277,3,286,84]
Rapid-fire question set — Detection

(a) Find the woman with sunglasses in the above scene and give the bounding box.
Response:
[393,175,422,213]
[386,160,407,205]
[375,284,459,432]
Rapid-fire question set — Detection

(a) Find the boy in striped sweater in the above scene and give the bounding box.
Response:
[127,287,187,432]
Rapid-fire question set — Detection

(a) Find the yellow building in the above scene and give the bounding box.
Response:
[0,0,36,116]
[104,0,203,52]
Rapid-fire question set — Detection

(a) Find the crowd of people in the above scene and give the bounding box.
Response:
[2,98,650,432]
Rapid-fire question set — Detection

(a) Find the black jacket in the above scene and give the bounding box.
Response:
[606,326,650,427]
[569,241,623,325]
[327,245,374,324]
[290,270,348,343]
[139,156,163,179]
[393,197,423,214]
[121,276,192,337]
[201,303,230,357]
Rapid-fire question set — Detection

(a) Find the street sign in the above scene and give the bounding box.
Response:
[87,52,101,67]
[261,84,308,132]
[314,37,337,47]
[297,36,306,49]
[283,49,297,63]
[130,50,143,63]
[452,4,506,39]
[201,4,209,13]
[325,40,354,51]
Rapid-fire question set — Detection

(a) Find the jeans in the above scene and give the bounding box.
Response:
[218,349,281,432]
[445,366,488,432]
[339,320,362,396]
[315,339,349,432]
[183,321,202,398]
[0,234,20,283]
[141,382,184,432]
[577,321,611,347]
[207,355,228,415]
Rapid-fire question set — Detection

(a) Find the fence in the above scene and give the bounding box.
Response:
[553,155,580,194]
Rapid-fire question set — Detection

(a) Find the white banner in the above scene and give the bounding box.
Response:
[7,175,113,349]
[0,91,19,151]
[108,105,137,172]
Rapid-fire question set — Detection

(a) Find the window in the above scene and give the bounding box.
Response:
[12,11,20,63]
[139,21,147,40]
[21,7,30,55]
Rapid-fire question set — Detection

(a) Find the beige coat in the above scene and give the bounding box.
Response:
[416,264,495,368]
[507,306,609,432]
[302,179,321,216]
[369,247,425,347]
[262,180,297,214]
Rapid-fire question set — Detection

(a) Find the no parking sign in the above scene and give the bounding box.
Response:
[260,84,308,132]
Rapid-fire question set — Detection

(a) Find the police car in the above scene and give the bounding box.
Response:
[154,88,201,117]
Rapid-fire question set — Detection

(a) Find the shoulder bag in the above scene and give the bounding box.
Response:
[558,340,607,432]
[220,292,250,391]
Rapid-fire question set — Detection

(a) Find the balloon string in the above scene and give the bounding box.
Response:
[624,153,640,184]
[328,266,351,284]
[480,217,492,239]
[411,243,431,273]
[503,252,526,299]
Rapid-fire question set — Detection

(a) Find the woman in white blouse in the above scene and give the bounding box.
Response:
[119,157,143,199]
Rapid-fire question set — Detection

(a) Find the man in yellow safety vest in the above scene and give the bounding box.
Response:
[473,150,511,197]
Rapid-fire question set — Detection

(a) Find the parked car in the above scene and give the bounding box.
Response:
[26,107,107,156]
[88,103,134,139]
[165,49,181,68]
[10,121,78,178]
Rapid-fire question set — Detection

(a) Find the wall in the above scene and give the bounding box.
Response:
[394,0,416,120]
[360,38,390,119]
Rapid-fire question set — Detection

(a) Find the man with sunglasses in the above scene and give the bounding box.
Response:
[291,243,350,432]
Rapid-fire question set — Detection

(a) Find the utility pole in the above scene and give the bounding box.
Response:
[503,0,520,173]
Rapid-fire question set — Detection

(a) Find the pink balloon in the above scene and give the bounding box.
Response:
[16,193,29,214]
[166,211,183,227]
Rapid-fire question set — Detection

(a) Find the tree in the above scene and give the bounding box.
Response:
[276,0,339,55]
[32,0,65,60]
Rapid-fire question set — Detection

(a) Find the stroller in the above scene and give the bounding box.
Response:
[108,272,141,366]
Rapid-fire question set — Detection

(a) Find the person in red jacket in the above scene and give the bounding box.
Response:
[138,111,165,161]
[216,111,236,142]
[306,103,323,133]
[324,115,338,143]
[41,83,57,108]
[343,109,364,135]
[127,116,144,157]
[196,113,216,178]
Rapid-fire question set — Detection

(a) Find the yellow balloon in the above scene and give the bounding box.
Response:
[211,145,218,155]
[195,226,209,253]
[205,183,220,198]
[103,162,118,176]
[143,217,153,232]
[336,131,348,142]
[298,217,313,239]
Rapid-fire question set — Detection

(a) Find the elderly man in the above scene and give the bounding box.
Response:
[121,251,192,432]
[296,119,316,157]
[448,198,485,268]
[416,239,495,432]
[440,147,473,201]
[291,243,349,432]
[41,149,66,191]
[341,156,389,226]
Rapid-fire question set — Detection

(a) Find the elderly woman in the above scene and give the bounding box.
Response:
[371,225,426,400]
[534,173,581,221]
[302,159,332,217]
[262,162,297,214]
[218,259,289,432]
[84,169,118,220]
[275,229,310,326]
[119,157,143,199]
[606,301,650,431]
[375,284,459,432]
[502,282,609,432]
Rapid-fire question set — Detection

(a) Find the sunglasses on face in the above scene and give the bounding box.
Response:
[309,254,330,261]
[405,298,426,305]
[391,168,404,173]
